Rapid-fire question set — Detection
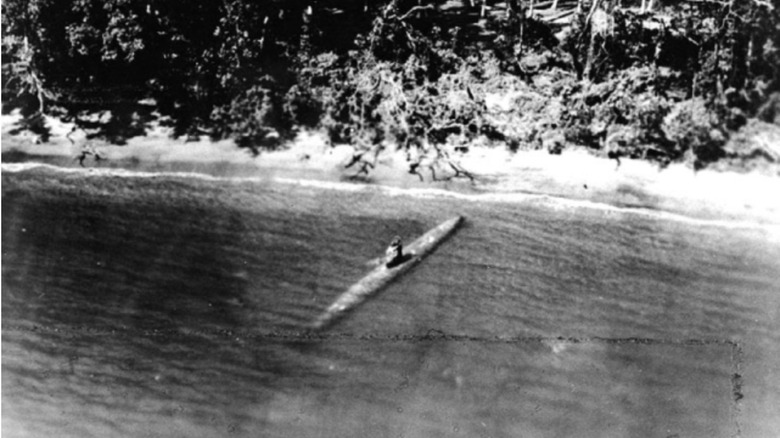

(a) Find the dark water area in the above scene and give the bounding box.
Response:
[3,164,779,437]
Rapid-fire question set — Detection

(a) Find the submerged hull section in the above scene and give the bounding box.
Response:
[311,216,464,330]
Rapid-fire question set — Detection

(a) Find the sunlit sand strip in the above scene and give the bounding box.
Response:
[274,177,780,233]
[4,162,778,233]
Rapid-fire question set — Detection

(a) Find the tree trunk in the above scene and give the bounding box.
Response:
[583,0,606,82]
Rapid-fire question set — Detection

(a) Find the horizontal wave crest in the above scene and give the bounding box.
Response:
[4,162,777,232]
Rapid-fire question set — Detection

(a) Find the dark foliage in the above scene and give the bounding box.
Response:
[2,0,779,170]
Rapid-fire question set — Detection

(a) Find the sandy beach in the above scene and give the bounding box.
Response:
[3,112,780,227]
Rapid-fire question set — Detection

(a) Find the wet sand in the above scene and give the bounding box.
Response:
[3,112,779,227]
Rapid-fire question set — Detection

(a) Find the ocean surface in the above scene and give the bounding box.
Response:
[2,162,779,438]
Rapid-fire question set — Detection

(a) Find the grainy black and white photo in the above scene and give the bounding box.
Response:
[2,1,780,437]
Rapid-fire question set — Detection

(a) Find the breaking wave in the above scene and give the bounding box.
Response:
[4,162,777,232]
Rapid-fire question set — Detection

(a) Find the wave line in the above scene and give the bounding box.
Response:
[4,162,777,231]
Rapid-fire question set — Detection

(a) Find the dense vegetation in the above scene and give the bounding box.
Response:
[3,0,780,175]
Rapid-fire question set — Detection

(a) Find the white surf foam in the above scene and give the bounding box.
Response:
[273,176,779,231]
[2,162,262,183]
[4,162,778,232]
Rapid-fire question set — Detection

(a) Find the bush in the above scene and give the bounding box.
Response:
[662,98,726,168]
[1,35,50,118]
[210,80,286,154]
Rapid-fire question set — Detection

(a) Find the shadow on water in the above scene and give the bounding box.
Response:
[1,172,433,411]
[1,189,250,331]
[0,179,345,435]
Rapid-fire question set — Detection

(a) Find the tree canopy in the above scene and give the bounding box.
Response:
[3,0,779,169]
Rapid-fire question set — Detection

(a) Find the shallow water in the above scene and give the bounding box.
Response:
[3,163,779,437]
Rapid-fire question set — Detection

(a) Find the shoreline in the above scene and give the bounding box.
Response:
[3,114,780,227]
